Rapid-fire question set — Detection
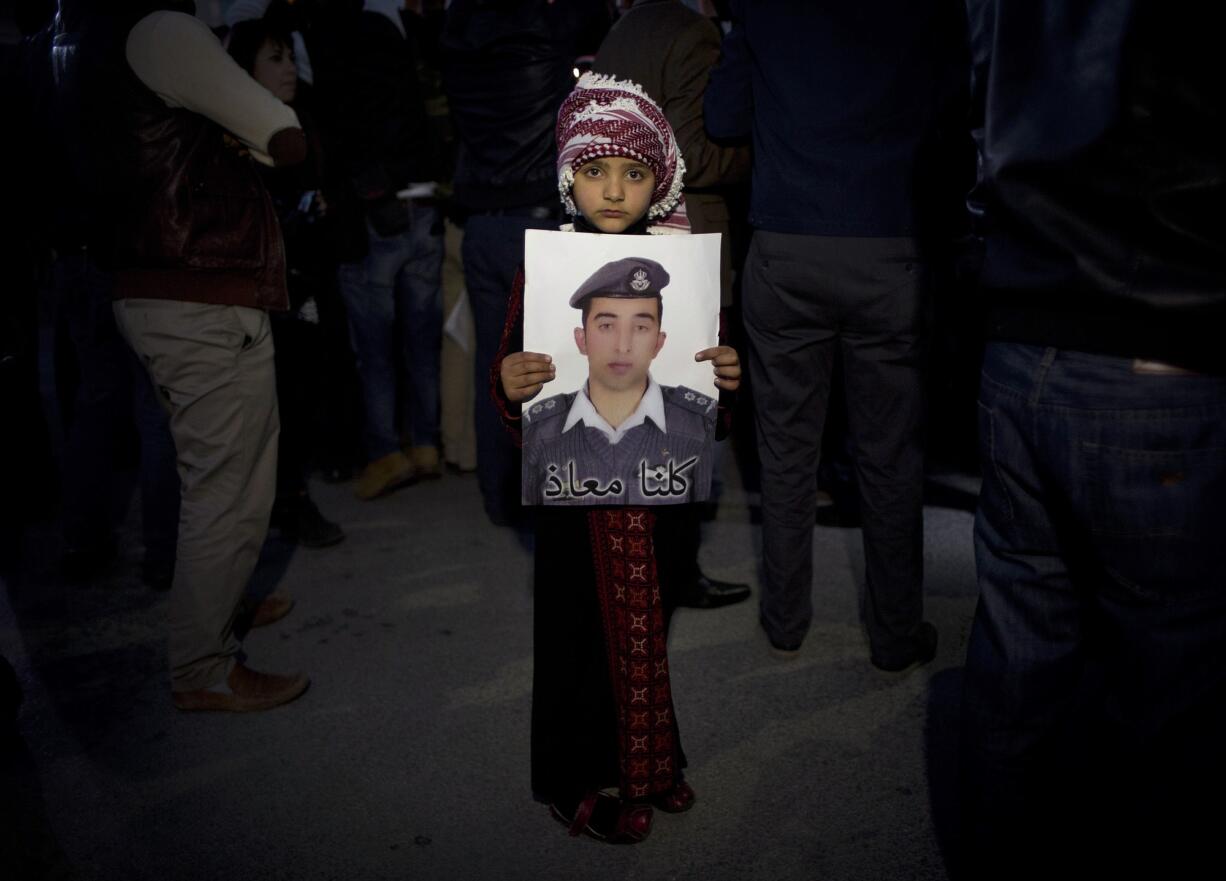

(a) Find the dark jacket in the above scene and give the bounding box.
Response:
[441,0,610,214]
[593,0,749,302]
[970,0,1226,372]
[312,8,436,261]
[704,0,968,238]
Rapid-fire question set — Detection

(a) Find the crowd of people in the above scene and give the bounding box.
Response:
[1,0,1222,875]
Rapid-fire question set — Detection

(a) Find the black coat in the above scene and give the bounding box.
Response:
[440,0,610,214]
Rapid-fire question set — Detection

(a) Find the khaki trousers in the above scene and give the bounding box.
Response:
[114,299,279,691]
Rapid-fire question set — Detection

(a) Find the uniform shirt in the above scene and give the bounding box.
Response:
[523,383,716,506]
[562,377,667,445]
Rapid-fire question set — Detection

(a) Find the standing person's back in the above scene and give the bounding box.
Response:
[705,0,967,665]
[961,2,1226,877]
[441,0,610,526]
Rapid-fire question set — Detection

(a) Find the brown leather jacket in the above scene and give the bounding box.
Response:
[113,70,288,312]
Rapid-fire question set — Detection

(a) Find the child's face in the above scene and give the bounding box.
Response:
[571,157,656,233]
[575,296,666,396]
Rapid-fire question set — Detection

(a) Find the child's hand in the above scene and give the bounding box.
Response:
[501,351,556,403]
[695,346,741,393]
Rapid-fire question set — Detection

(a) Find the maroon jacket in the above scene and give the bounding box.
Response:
[113,66,290,311]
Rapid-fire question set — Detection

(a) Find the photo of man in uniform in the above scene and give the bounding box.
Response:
[522,256,717,505]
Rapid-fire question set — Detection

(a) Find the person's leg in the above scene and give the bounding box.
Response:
[114,299,284,693]
[339,225,415,498]
[439,219,476,471]
[742,231,836,650]
[131,355,179,590]
[1036,347,1226,873]
[464,214,555,524]
[962,343,1226,875]
[960,344,1084,876]
[338,227,408,462]
[57,254,131,572]
[837,236,930,667]
[395,202,445,469]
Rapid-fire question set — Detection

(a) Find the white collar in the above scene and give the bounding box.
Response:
[563,376,666,444]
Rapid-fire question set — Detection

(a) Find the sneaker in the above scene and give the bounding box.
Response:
[407,444,442,480]
[354,451,415,500]
[172,663,309,712]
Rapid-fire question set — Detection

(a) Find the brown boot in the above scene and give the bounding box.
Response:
[172,663,309,712]
[354,451,415,500]
[407,445,441,480]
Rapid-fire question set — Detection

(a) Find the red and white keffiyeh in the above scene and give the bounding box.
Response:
[556,72,689,234]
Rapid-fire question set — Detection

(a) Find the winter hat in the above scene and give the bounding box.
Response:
[556,72,688,233]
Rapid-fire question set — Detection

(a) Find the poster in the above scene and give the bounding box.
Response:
[521,230,722,506]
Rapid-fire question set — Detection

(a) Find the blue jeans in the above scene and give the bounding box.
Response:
[462,212,559,522]
[338,204,444,459]
[962,342,1226,875]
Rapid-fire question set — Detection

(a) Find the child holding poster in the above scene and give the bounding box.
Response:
[494,74,741,844]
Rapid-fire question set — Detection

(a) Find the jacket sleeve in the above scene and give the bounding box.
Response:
[715,307,735,442]
[125,11,302,166]
[703,3,752,142]
[490,266,527,445]
[663,17,749,189]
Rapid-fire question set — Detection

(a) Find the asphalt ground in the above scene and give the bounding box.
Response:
[1,457,981,881]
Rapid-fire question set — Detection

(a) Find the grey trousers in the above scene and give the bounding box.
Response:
[114,299,279,691]
[743,231,928,655]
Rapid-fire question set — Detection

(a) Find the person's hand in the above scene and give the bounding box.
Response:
[501,351,556,403]
[695,345,741,393]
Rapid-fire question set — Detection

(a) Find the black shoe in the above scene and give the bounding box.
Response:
[678,572,751,609]
[273,495,345,549]
[759,616,803,656]
[871,621,938,672]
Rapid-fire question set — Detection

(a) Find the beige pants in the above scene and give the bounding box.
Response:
[114,298,279,691]
[440,220,477,470]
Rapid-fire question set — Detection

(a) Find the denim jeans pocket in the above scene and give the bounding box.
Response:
[1083,441,1226,602]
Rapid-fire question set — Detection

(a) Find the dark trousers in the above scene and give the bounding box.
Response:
[50,253,132,551]
[462,211,559,522]
[743,231,928,654]
[961,343,1226,878]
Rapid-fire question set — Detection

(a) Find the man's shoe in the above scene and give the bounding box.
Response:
[272,494,345,548]
[760,616,803,657]
[871,621,938,672]
[172,663,309,712]
[678,572,751,609]
[248,591,294,629]
[407,444,442,480]
[354,451,415,500]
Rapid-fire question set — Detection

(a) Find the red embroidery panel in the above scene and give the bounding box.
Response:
[588,508,681,799]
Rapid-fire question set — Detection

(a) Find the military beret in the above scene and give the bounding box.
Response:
[568,256,671,308]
